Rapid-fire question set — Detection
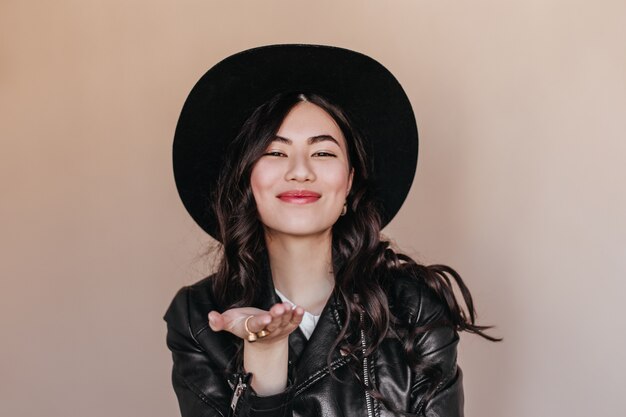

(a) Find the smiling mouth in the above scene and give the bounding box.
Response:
[277,191,321,204]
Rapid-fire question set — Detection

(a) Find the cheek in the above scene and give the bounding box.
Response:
[323,165,352,193]
[250,163,272,194]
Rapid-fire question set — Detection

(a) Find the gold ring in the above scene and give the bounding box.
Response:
[257,329,270,338]
[244,315,257,342]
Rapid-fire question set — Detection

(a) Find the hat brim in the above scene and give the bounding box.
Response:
[173,44,418,239]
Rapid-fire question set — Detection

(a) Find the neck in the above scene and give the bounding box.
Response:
[264,230,335,316]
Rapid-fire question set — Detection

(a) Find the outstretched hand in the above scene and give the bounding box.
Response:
[208,302,305,344]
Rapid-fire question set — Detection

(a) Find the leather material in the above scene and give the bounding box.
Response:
[164,268,463,417]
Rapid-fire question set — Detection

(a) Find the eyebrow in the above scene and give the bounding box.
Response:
[272,134,340,146]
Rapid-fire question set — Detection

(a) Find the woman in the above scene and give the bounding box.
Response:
[165,44,499,417]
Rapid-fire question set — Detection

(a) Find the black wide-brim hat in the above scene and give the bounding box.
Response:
[173,44,418,239]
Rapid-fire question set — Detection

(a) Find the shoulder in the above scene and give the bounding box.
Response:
[385,265,461,376]
[163,274,219,336]
[385,265,451,327]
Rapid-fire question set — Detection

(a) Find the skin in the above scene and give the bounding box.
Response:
[208,101,354,395]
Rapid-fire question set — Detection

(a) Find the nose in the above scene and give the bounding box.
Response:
[285,153,316,182]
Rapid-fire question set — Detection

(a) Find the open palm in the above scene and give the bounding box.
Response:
[208,302,304,343]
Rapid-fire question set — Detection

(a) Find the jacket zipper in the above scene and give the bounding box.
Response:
[335,305,375,417]
[361,323,374,417]
[230,375,246,413]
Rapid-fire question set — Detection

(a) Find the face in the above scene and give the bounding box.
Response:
[250,101,354,239]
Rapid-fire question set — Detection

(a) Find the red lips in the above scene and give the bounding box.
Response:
[277,190,321,204]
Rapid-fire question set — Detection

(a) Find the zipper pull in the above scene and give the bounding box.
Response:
[230,375,246,412]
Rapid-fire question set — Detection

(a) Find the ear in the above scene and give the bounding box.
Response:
[346,167,354,197]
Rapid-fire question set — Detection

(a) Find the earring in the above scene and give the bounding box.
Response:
[340,202,347,216]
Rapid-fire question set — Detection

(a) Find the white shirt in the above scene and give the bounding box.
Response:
[274,288,321,339]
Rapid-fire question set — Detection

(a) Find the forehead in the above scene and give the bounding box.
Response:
[275,102,346,147]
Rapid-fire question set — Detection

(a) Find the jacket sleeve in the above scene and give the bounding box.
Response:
[408,284,464,417]
[164,286,294,417]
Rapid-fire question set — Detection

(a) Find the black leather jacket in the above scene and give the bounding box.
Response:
[164,268,463,417]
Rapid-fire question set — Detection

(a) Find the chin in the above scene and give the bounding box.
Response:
[264,221,335,238]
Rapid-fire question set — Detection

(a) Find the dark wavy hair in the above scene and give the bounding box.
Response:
[210,91,501,414]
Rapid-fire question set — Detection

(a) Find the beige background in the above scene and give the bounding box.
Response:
[1,1,625,416]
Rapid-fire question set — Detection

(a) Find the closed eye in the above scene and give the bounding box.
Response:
[313,151,337,157]
[263,151,287,157]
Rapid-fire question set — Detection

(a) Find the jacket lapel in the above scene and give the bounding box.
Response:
[291,292,347,378]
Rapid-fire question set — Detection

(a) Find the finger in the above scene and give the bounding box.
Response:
[283,305,304,329]
[257,306,304,340]
[264,303,286,332]
[289,306,305,326]
[208,311,224,332]
[278,303,296,328]
[265,302,294,332]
